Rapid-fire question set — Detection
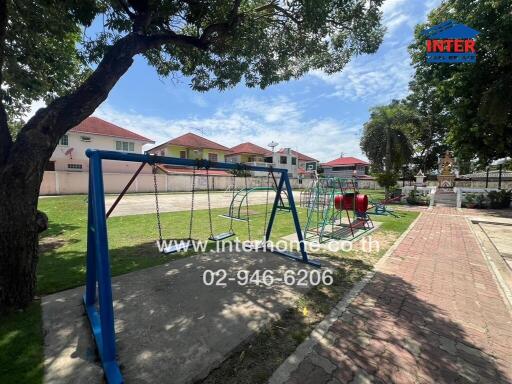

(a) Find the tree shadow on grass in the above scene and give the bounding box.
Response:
[295,271,512,384]
[37,239,218,295]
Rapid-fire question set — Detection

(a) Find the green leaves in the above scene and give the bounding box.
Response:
[2,0,386,119]
[2,0,97,120]
[407,0,512,164]
[360,101,415,173]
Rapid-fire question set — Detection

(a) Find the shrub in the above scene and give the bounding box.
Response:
[487,189,512,209]
[375,172,398,197]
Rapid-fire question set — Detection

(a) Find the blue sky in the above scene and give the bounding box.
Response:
[86,0,441,162]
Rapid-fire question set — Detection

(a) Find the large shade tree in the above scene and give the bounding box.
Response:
[0,0,385,309]
[360,101,415,196]
[360,101,415,173]
[408,0,512,165]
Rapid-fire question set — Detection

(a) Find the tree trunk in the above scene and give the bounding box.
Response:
[0,21,217,310]
[0,164,45,310]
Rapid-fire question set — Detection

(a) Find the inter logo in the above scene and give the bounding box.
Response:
[422,20,479,63]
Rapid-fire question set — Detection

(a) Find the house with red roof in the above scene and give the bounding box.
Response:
[276,148,319,177]
[224,142,272,176]
[148,132,232,175]
[321,156,370,179]
[225,143,319,178]
[48,116,154,173]
[274,148,319,179]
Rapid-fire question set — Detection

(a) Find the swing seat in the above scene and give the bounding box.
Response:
[209,231,235,241]
[162,241,190,254]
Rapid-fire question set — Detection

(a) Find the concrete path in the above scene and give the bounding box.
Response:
[42,251,318,384]
[270,208,512,384]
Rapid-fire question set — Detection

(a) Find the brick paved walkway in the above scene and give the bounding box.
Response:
[271,210,512,384]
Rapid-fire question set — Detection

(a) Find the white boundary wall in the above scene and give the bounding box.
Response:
[40,171,306,195]
[40,171,385,196]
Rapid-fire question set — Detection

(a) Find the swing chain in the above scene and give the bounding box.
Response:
[228,172,236,232]
[152,164,163,243]
[205,165,214,238]
[262,169,271,241]
[243,165,252,241]
[188,165,197,240]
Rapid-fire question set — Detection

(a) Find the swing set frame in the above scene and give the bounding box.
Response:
[84,149,318,384]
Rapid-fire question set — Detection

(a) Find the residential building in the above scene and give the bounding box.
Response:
[292,150,319,179]
[225,142,272,176]
[148,132,231,175]
[321,156,369,179]
[274,148,319,179]
[226,144,319,179]
[49,116,154,173]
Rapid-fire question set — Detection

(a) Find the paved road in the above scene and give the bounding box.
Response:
[271,207,512,383]
[105,191,302,217]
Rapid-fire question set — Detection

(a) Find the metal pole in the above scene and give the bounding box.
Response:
[498,164,503,190]
[106,162,146,218]
[485,167,489,188]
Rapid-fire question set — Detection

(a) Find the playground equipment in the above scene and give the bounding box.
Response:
[83,149,319,384]
[222,169,289,221]
[367,193,403,218]
[299,171,319,208]
[303,177,373,242]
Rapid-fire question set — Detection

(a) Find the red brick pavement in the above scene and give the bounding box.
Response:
[279,209,512,384]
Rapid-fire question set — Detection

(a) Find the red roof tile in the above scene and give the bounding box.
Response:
[277,148,318,162]
[151,132,230,152]
[322,157,369,167]
[228,142,271,156]
[70,117,154,143]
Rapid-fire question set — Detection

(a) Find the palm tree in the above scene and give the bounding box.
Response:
[360,101,415,196]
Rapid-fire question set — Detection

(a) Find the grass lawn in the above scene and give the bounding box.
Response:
[0,193,417,384]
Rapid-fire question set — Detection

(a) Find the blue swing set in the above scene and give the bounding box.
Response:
[83,149,319,383]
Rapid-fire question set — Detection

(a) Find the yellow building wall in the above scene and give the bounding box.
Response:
[166,145,188,158]
[204,150,227,162]
[165,145,227,161]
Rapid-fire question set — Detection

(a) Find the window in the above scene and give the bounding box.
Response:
[45,161,55,171]
[59,135,68,146]
[115,141,135,152]
[208,153,218,162]
[179,150,187,159]
[67,163,83,170]
[160,150,165,156]
[280,156,287,164]
[80,136,91,142]
[291,157,297,165]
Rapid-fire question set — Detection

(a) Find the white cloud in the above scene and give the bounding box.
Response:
[95,97,367,163]
[310,0,443,104]
[311,44,412,103]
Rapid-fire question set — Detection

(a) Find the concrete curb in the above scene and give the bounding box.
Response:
[268,212,423,384]
[466,217,512,313]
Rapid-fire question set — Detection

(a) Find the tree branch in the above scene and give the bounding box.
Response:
[117,0,136,19]
[9,28,215,171]
[0,0,12,166]
[8,5,244,171]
